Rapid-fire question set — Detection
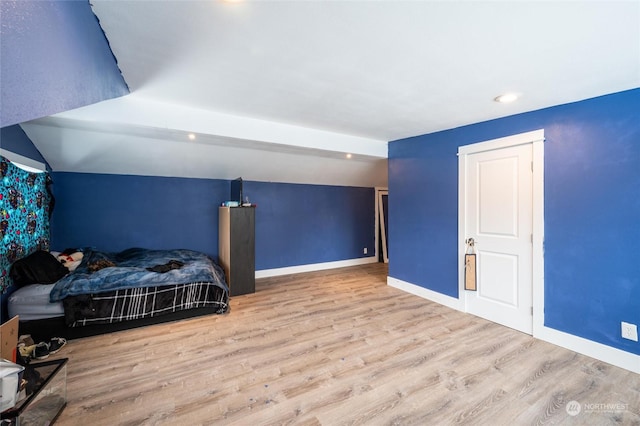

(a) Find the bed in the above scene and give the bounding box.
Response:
[9,247,229,341]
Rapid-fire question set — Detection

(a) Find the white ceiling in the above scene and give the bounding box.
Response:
[22,1,640,187]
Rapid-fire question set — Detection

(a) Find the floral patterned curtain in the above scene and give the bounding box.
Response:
[0,156,52,294]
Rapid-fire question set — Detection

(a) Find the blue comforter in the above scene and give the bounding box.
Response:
[50,248,228,302]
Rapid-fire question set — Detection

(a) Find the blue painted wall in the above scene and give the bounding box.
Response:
[50,173,376,269]
[244,181,375,270]
[388,88,640,355]
[0,125,49,168]
[388,137,458,297]
[0,0,128,127]
[50,173,226,258]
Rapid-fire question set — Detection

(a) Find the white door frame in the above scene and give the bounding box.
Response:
[458,129,545,335]
[375,187,389,263]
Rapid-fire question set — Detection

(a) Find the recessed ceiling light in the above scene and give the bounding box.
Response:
[494,93,519,103]
[188,133,196,140]
[346,153,352,159]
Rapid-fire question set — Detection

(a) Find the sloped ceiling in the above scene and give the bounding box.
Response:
[21,1,640,187]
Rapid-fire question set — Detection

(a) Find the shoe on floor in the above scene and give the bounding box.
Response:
[18,334,35,347]
[16,346,32,365]
[48,337,67,354]
[32,342,50,360]
[18,343,35,358]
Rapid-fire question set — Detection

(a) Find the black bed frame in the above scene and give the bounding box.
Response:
[19,306,225,342]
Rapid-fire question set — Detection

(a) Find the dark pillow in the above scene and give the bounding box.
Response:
[9,250,69,287]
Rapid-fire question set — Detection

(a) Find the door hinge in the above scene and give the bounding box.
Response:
[531,161,534,172]
[531,307,533,316]
[531,234,533,244]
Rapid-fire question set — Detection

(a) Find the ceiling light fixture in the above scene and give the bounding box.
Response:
[494,93,519,103]
[188,133,196,140]
[346,153,352,159]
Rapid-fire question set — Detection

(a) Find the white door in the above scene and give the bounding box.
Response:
[460,139,534,334]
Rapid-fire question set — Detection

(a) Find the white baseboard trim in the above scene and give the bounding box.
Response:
[256,257,378,279]
[387,276,463,311]
[389,276,639,374]
[534,324,640,374]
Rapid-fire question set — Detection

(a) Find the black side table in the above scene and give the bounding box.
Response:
[1,358,68,425]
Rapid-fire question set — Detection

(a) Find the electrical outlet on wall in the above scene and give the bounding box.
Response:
[621,322,638,342]
[363,247,368,255]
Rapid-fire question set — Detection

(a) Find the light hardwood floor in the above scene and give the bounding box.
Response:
[49,263,638,425]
